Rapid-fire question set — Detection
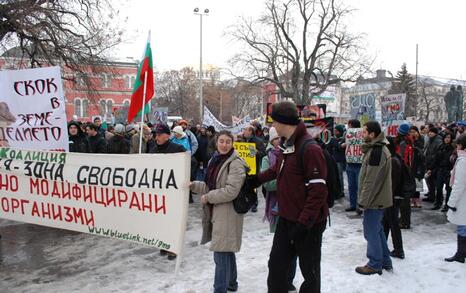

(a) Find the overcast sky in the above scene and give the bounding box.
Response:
[117,0,466,80]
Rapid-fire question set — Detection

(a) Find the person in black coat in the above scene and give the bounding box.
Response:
[107,124,130,154]
[243,124,266,213]
[86,123,107,153]
[149,124,186,154]
[148,123,185,261]
[68,121,89,153]
[434,133,455,211]
[384,136,405,259]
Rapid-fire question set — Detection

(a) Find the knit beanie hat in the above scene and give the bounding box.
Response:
[335,124,345,134]
[429,127,439,135]
[397,123,411,136]
[268,127,280,142]
[271,101,300,125]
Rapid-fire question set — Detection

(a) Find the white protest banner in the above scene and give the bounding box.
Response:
[345,128,364,164]
[0,66,68,151]
[383,120,407,137]
[0,148,190,255]
[202,106,227,131]
[203,106,251,134]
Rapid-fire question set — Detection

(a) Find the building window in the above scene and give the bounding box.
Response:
[102,74,110,88]
[99,99,115,116]
[82,99,89,117]
[127,75,136,89]
[106,100,113,114]
[99,100,106,116]
[74,98,82,117]
[123,99,130,108]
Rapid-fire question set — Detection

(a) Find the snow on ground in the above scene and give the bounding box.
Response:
[1,195,465,293]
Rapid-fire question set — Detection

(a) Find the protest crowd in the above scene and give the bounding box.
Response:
[60,100,466,293]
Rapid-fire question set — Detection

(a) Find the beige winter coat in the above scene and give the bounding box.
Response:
[190,151,247,252]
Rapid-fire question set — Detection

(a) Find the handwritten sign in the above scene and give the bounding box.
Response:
[233,142,256,175]
[0,66,68,151]
[0,148,190,254]
[345,128,364,164]
[381,93,406,123]
[350,93,376,125]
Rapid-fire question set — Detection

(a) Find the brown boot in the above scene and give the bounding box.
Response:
[355,265,382,275]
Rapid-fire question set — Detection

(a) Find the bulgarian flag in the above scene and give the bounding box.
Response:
[127,32,154,122]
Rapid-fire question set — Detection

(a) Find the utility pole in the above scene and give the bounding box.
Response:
[415,44,419,118]
[194,8,209,122]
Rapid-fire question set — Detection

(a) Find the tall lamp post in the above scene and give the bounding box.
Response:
[194,7,209,122]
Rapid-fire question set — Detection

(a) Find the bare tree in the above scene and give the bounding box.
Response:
[227,0,372,104]
[155,67,198,121]
[0,0,123,76]
[416,80,445,122]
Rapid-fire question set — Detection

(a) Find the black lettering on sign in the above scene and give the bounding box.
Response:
[76,167,179,189]
[14,78,58,96]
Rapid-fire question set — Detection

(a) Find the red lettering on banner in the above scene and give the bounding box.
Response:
[117,190,128,207]
[154,194,166,214]
[129,192,142,211]
[106,189,116,207]
[0,174,18,192]
[141,192,152,212]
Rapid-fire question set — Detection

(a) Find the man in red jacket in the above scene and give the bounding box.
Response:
[255,101,328,293]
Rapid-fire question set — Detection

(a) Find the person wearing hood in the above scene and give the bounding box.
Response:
[445,133,466,263]
[355,121,393,275]
[170,126,191,153]
[107,124,130,154]
[68,121,89,153]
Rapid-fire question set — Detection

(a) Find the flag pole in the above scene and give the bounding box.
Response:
[138,71,148,154]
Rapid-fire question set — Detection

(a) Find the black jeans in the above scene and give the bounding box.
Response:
[435,167,451,206]
[384,200,404,252]
[426,171,436,200]
[399,196,411,228]
[267,218,326,293]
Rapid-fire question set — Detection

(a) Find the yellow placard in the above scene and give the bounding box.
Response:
[233,142,257,175]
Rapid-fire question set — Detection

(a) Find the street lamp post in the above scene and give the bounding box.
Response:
[194,7,209,123]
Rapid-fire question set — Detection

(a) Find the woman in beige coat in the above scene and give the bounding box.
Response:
[190,130,247,293]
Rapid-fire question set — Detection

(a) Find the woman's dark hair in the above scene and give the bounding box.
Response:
[456,133,466,150]
[216,130,234,142]
[348,119,361,128]
[364,120,382,137]
[443,132,453,144]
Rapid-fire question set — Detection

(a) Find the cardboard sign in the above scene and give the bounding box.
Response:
[0,66,68,151]
[381,93,406,123]
[345,128,364,164]
[233,142,256,175]
[0,148,190,254]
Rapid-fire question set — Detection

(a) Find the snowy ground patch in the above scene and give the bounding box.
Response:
[1,196,465,293]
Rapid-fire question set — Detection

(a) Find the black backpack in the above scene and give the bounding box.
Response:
[228,164,257,214]
[298,139,339,208]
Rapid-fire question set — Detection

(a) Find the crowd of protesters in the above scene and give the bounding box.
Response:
[64,105,466,293]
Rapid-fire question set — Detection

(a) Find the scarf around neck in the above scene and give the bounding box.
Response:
[205,148,234,191]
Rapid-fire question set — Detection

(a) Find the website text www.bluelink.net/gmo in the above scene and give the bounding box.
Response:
[87,226,171,250]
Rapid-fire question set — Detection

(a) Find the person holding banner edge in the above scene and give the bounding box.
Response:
[190,130,248,293]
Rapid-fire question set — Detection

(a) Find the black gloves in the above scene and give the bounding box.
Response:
[447,205,457,212]
[246,174,262,189]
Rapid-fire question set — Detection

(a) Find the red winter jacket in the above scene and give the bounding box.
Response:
[258,122,329,226]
